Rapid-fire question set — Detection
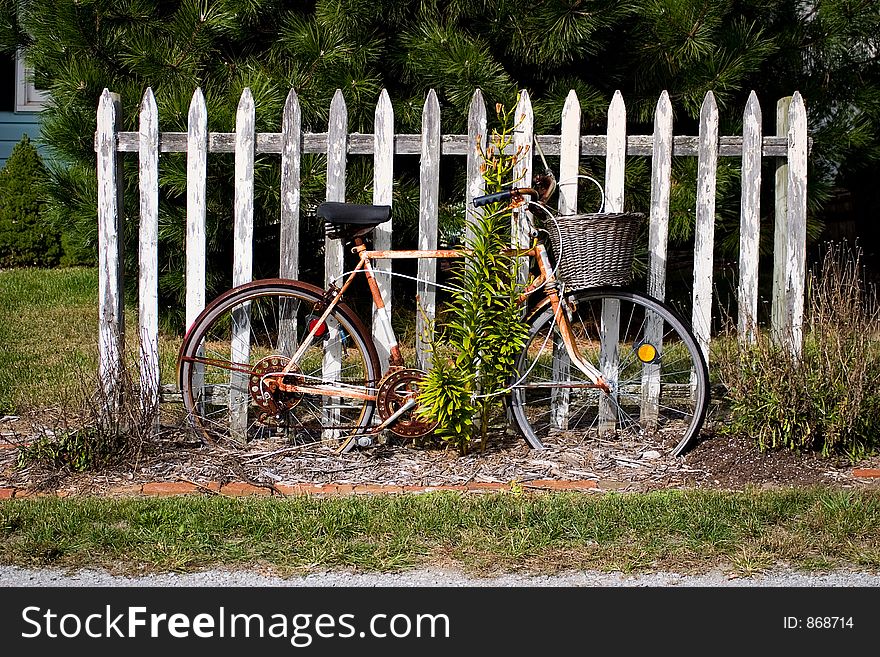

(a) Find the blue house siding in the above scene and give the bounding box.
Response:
[0,111,43,166]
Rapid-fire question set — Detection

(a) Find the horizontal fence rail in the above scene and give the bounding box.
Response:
[95,87,809,414]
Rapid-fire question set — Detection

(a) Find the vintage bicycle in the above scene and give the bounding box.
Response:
[176,166,710,457]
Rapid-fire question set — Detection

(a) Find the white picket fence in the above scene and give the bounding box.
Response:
[94,86,808,407]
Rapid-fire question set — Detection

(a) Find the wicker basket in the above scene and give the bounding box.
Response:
[546,212,645,290]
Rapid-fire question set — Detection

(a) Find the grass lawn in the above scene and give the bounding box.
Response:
[2,488,879,576]
[0,267,181,414]
[0,267,101,413]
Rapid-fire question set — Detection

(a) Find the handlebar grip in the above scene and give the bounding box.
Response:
[472,189,514,207]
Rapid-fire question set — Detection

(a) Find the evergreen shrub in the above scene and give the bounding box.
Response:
[0,135,60,267]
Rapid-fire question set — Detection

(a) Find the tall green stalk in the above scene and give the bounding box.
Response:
[417,104,530,455]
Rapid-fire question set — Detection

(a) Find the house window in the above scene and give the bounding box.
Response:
[15,49,47,112]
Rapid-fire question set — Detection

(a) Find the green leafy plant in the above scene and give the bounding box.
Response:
[715,242,880,460]
[417,104,530,455]
[0,135,61,267]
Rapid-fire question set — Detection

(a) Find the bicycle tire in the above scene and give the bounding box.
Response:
[177,279,381,448]
[509,287,709,457]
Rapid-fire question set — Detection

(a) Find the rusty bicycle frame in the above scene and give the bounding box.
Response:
[267,189,610,438]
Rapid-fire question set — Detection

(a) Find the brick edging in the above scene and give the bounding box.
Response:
[3,469,878,499]
[0,478,599,499]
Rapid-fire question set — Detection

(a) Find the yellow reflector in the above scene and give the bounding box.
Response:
[637,343,657,363]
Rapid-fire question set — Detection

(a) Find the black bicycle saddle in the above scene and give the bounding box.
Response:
[318,202,391,240]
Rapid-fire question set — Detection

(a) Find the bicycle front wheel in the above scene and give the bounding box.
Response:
[509,287,709,456]
[177,279,381,448]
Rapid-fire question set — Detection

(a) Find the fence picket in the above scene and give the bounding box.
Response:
[771,96,792,347]
[416,90,441,371]
[550,90,581,431]
[96,89,124,404]
[138,88,159,419]
[604,92,626,213]
[229,88,256,442]
[186,89,208,330]
[278,89,301,357]
[784,92,808,357]
[739,91,762,343]
[642,90,674,426]
[324,89,348,437]
[648,92,673,302]
[234,89,256,288]
[184,89,208,415]
[280,89,301,281]
[692,91,719,369]
[557,91,580,215]
[598,91,626,434]
[512,90,534,255]
[464,90,487,244]
[372,89,394,370]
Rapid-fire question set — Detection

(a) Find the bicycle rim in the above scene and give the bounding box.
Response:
[178,281,380,447]
[509,288,709,456]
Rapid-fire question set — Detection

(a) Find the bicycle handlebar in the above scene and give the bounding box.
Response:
[472,189,515,207]
[472,187,540,208]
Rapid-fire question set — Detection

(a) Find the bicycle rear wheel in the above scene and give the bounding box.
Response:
[177,279,380,448]
[509,287,709,456]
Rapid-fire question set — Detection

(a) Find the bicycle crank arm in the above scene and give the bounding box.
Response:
[335,396,418,454]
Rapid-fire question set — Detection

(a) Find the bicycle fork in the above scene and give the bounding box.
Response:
[533,245,611,395]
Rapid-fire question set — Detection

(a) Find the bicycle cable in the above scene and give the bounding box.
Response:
[328,267,462,293]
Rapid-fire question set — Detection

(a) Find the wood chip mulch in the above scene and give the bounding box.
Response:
[2,412,877,497]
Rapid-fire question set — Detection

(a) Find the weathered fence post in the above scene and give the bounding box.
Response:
[550,90,581,431]
[784,93,808,356]
[512,89,534,266]
[598,90,626,434]
[96,89,125,406]
[186,89,208,332]
[465,90,487,245]
[324,89,348,437]
[373,89,394,370]
[138,88,159,423]
[416,90,440,371]
[771,96,792,347]
[280,89,301,283]
[738,91,762,344]
[642,90,673,426]
[229,88,256,441]
[770,94,808,356]
[185,88,208,412]
[692,91,719,374]
[279,89,301,356]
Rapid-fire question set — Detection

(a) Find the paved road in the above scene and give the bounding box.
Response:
[3,565,879,587]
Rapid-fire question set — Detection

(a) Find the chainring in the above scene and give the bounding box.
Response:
[249,355,302,419]
[375,368,437,438]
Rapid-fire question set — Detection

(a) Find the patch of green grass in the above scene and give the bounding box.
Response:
[0,267,182,413]
[0,267,99,412]
[1,488,878,577]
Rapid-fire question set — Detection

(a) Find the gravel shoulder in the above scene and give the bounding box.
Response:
[3,565,880,587]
